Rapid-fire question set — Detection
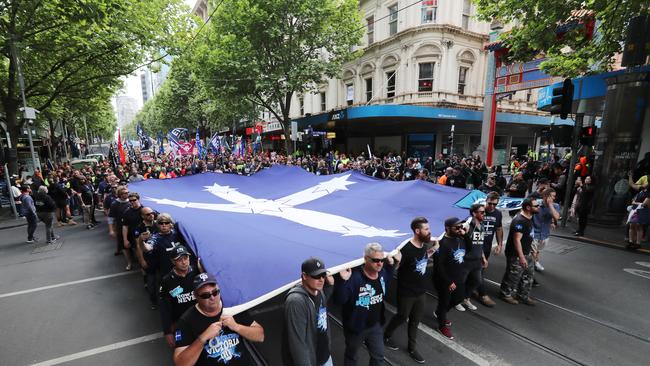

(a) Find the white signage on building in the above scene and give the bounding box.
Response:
[263,121,283,133]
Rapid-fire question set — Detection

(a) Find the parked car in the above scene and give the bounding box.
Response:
[70,158,99,170]
[86,153,105,163]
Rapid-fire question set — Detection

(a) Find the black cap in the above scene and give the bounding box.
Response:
[301,257,327,277]
[444,217,462,227]
[193,272,217,291]
[171,246,190,260]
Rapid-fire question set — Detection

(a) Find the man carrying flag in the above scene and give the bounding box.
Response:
[195,127,206,159]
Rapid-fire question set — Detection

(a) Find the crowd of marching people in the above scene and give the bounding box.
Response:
[5,146,649,365]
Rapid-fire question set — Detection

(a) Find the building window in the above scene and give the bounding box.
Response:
[386,71,396,98]
[421,0,437,24]
[367,16,374,45]
[346,84,354,106]
[462,0,471,29]
[418,62,434,92]
[526,90,532,102]
[388,4,398,36]
[320,92,326,111]
[508,92,514,100]
[365,78,373,102]
[458,66,469,94]
[299,97,304,115]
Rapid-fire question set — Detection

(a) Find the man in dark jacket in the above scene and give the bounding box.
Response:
[282,257,334,366]
[433,217,472,340]
[334,243,401,366]
[34,186,58,244]
[20,185,38,243]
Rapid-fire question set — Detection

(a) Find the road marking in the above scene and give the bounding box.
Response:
[635,261,650,269]
[0,271,137,299]
[384,303,491,366]
[30,332,163,366]
[623,268,650,280]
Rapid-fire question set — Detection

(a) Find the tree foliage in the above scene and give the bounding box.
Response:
[193,0,364,151]
[0,0,193,169]
[474,0,649,77]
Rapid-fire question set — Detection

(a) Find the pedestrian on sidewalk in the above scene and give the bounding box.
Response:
[573,176,595,237]
[628,186,650,250]
[20,185,38,243]
[34,186,57,244]
[500,198,539,306]
[383,217,435,363]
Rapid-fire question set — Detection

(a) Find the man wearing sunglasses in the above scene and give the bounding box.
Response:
[160,246,199,349]
[434,217,472,340]
[383,217,435,363]
[121,192,144,271]
[456,204,487,313]
[282,257,335,366]
[173,272,264,366]
[144,213,186,277]
[500,197,540,306]
[334,242,401,366]
[476,192,503,307]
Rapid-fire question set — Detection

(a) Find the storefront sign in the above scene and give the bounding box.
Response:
[263,121,282,133]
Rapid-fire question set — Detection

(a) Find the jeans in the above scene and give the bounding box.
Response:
[26,214,38,241]
[344,323,384,366]
[434,279,464,328]
[500,255,534,299]
[321,356,333,366]
[37,211,55,242]
[384,293,425,350]
[462,260,483,299]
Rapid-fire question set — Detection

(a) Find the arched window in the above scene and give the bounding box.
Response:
[457,51,475,95]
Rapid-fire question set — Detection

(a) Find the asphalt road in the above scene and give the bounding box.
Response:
[0,213,649,366]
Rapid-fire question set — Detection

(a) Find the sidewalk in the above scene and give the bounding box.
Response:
[0,207,26,230]
[552,220,650,255]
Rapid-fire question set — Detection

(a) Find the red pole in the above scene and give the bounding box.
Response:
[486,93,497,166]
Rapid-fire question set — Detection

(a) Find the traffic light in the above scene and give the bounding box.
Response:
[549,78,574,120]
[579,126,597,146]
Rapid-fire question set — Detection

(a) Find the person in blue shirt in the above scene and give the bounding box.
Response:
[334,243,401,366]
[532,188,560,272]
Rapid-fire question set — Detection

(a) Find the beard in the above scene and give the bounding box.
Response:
[418,232,431,243]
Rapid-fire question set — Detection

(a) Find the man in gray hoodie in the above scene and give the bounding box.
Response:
[282,257,334,366]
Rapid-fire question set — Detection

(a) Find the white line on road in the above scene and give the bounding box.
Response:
[0,271,137,299]
[384,303,491,366]
[30,332,163,366]
[635,261,650,269]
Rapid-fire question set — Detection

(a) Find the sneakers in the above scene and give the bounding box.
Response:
[383,337,398,351]
[408,349,425,364]
[454,303,466,312]
[26,239,35,244]
[463,299,477,311]
[535,261,545,272]
[433,313,452,327]
[439,326,454,340]
[501,294,519,305]
[532,279,541,287]
[479,295,496,307]
[519,297,537,306]
[68,220,77,225]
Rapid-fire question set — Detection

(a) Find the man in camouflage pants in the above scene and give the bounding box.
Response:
[500,198,540,305]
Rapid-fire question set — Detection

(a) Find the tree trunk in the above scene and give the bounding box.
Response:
[48,118,58,163]
[4,103,20,174]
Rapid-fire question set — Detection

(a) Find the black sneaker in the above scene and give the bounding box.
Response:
[384,337,398,351]
[532,279,541,288]
[409,349,425,364]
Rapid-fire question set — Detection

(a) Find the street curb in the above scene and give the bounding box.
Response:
[552,234,650,255]
[0,222,27,230]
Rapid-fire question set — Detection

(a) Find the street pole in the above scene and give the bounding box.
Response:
[10,34,40,173]
[561,99,586,227]
[2,124,19,218]
[479,22,503,166]
[450,124,455,156]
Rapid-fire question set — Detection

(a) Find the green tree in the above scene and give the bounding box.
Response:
[474,0,649,77]
[194,0,363,152]
[1,0,193,171]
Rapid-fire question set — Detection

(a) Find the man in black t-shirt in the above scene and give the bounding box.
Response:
[457,204,486,312]
[476,192,503,307]
[500,198,539,305]
[173,273,264,366]
[383,217,434,363]
[433,217,472,340]
[108,186,131,261]
[135,207,159,309]
[121,192,144,270]
[160,246,198,348]
[445,166,467,188]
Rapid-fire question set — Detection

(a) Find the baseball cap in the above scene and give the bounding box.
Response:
[301,257,327,277]
[444,217,462,227]
[171,246,190,260]
[193,272,218,291]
